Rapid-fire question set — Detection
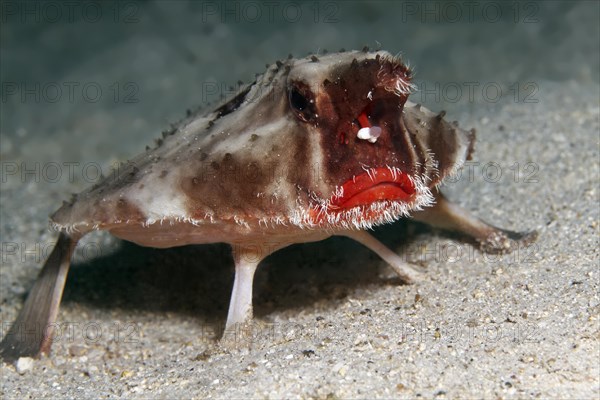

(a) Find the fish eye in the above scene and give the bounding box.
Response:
[290,89,308,112]
[288,84,316,122]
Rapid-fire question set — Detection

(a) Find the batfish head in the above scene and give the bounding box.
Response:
[51,50,474,238]
[278,50,475,229]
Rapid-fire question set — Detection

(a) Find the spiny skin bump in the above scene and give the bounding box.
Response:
[0,50,535,361]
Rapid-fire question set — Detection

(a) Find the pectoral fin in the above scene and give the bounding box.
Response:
[411,191,537,253]
[0,232,78,362]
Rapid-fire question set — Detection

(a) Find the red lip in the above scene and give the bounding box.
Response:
[329,167,415,210]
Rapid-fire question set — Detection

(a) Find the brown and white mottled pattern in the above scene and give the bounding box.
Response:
[0,50,535,361]
[50,50,472,245]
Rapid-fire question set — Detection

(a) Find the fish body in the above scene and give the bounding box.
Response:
[0,50,535,361]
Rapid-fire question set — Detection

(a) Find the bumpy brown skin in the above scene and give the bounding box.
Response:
[47,50,471,240]
[0,50,535,362]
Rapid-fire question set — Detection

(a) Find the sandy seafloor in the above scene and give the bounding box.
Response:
[0,1,598,398]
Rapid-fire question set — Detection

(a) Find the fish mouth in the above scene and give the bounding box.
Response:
[304,166,428,228]
[329,167,415,210]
